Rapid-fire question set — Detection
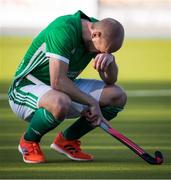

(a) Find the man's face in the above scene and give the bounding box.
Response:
[91,29,124,53]
[91,32,111,53]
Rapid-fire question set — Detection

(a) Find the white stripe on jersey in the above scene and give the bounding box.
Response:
[46,52,69,64]
[15,43,46,79]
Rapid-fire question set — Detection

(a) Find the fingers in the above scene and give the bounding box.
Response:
[85,116,101,127]
[93,53,114,72]
[82,109,96,119]
[84,112,106,127]
[82,104,108,127]
[100,57,108,71]
[89,117,108,127]
[93,54,104,71]
[90,117,102,127]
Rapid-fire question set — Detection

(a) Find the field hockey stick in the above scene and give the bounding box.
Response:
[100,120,163,165]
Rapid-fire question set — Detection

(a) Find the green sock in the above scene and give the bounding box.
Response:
[101,106,123,121]
[62,106,123,140]
[24,108,62,142]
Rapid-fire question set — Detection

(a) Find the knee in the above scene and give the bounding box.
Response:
[119,91,127,108]
[110,86,127,108]
[51,95,71,120]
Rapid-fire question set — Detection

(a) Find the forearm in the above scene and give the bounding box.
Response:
[99,59,118,84]
[51,76,97,106]
[50,58,97,106]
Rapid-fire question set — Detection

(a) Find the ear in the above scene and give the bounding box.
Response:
[91,31,101,39]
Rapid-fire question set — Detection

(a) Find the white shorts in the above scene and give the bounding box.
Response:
[9,78,105,121]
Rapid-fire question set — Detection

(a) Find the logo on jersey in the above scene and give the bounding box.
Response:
[71,48,76,54]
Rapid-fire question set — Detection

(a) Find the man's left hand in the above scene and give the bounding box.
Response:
[93,53,114,72]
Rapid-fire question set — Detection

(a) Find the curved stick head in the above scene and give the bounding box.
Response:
[141,151,163,165]
[155,151,163,165]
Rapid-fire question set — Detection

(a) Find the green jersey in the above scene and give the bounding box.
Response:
[8,10,98,99]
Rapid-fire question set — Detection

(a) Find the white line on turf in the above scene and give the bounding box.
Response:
[0,145,170,150]
[1,89,171,100]
[127,89,171,97]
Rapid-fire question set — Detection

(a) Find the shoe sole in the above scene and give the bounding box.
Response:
[18,145,45,164]
[50,143,93,161]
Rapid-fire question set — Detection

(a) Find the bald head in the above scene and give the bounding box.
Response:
[91,18,124,53]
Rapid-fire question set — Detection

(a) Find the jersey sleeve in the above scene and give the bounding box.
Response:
[45,28,73,64]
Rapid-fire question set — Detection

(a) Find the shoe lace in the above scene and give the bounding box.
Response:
[73,140,81,151]
[64,140,81,154]
[28,142,41,154]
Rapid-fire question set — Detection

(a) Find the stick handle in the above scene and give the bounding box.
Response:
[100,120,145,155]
[100,120,163,165]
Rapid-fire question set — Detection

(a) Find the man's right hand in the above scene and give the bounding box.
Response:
[81,103,106,127]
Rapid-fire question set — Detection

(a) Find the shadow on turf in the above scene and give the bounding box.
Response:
[47,157,142,164]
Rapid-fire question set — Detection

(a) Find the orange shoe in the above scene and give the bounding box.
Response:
[50,132,93,161]
[18,136,46,163]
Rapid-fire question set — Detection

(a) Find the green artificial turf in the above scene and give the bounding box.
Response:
[0,82,171,179]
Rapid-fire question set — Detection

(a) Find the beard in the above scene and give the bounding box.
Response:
[84,40,98,53]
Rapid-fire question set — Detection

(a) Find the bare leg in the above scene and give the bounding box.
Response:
[99,84,127,108]
[38,89,71,120]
